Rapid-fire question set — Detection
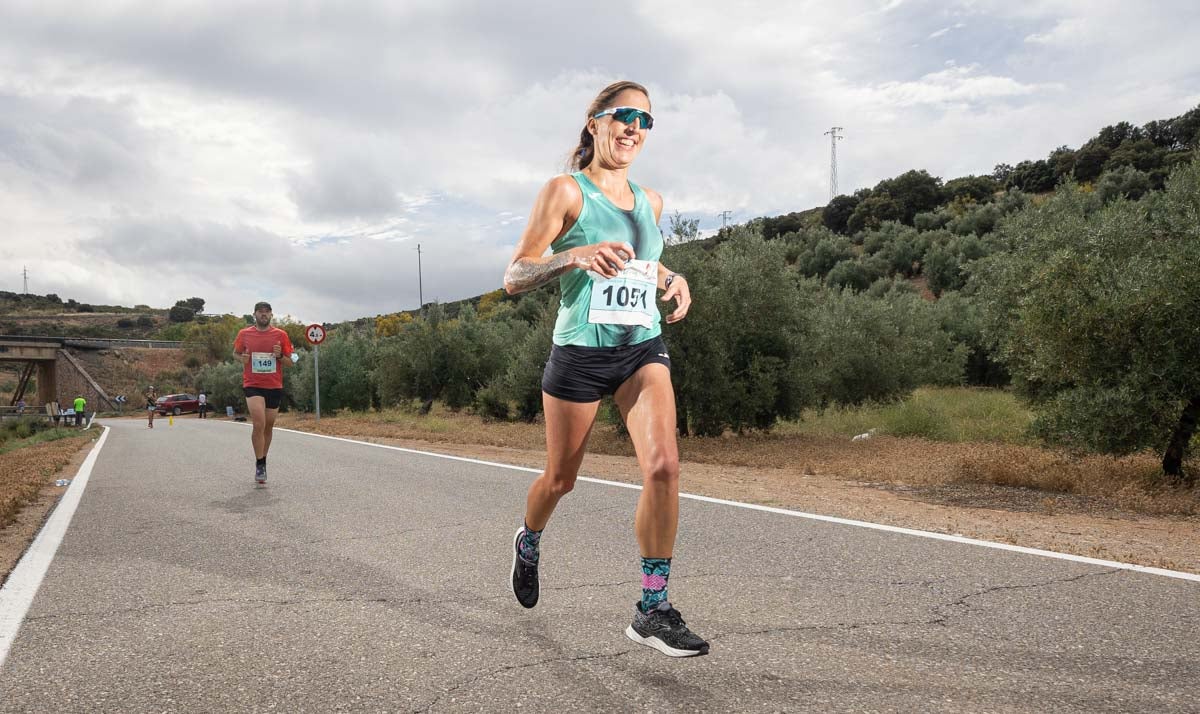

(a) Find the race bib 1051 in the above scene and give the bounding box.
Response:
[588,259,658,329]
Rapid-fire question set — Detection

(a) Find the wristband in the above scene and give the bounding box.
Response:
[665,273,685,289]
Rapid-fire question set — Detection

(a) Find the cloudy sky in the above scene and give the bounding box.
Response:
[2,1,1197,323]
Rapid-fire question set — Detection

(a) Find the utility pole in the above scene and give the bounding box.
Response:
[824,127,844,200]
[22,265,29,294]
[416,243,424,314]
[717,210,733,228]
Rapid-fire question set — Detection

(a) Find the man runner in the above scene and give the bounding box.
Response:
[233,301,296,486]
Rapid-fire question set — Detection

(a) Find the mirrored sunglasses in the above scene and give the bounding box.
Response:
[592,106,654,130]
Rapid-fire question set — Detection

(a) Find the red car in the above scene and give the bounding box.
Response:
[155,393,200,416]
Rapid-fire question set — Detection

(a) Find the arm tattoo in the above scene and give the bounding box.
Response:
[504,253,577,293]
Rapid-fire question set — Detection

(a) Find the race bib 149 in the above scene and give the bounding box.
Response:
[588,259,658,329]
[251,352,277,374]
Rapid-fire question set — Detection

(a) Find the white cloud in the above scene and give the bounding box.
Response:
[1025,17,1093,45]
[858,65,1061,108]
[929,22,966,39]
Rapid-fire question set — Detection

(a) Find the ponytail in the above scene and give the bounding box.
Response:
[570,127,595,171]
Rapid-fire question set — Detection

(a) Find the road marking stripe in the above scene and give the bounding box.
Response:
[254,424,1200,584]
[0,427,111,671]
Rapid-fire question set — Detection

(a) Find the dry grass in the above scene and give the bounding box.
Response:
[0,433,92,528]
[277,403,1199,517]
[779,387,1035,444]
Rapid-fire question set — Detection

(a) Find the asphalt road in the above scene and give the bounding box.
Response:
[1,418,1197,713]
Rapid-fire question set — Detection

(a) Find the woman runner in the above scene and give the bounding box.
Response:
[503,80,707,657]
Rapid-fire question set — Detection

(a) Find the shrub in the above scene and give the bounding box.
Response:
[667,228,817,435]
[809,289,967,406]
[1094,166,1152,204]
[193,361,243,411]
[824,260,872,292]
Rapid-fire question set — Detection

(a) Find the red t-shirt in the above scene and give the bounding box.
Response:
[234,326,295,389]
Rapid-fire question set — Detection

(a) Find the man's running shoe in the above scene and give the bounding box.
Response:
[255,464,267,486]
[625,601,709,657]
[511,527,539,608]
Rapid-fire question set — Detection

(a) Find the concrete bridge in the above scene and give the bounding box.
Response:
[0,338,119,415]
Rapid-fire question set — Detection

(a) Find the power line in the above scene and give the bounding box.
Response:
[823,127,845,200]
[22,265,29,294]
[717,210,733,228]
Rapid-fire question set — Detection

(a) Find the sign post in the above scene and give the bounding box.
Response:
[305,324,327,421]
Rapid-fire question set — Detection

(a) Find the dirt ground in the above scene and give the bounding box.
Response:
[0,438,94,587]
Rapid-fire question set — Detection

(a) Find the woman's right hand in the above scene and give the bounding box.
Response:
[572,241,635,279]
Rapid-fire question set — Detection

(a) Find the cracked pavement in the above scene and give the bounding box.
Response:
[1,418,1197,713]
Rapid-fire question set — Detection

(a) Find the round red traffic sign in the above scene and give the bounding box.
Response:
[305,323,326,345]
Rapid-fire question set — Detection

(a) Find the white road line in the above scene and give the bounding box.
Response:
[0,426,110,671]
[251,424,1200,584]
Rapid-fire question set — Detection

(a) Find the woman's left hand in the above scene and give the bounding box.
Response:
[661,276,691,323]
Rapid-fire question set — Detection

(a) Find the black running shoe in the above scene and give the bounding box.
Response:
[625,602,709,657]
[255,464,267,486]
[511,527,539,608]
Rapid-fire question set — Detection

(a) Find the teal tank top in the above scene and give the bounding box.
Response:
[550,172,664,347]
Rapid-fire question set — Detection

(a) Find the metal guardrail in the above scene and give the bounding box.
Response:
[0,335,183,349]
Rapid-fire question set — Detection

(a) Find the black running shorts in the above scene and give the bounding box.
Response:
[541,336,671,403]
[243,387,283,410]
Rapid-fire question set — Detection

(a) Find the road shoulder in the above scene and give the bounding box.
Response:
[293,432,1200,576]
[0,436,95,586]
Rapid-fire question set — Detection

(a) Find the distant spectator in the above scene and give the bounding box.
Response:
[198,392,208,419]
[73,395,86,427]
[144,386,158,429]
[16,398,25,416]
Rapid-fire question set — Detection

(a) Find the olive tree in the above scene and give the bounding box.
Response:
[664,228,817,436]
[973,161,1200,482]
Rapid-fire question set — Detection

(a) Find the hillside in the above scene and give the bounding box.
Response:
[70,347,193,402]
[0,311,170,340]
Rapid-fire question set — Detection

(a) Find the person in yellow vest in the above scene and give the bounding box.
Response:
[73,395,86,427]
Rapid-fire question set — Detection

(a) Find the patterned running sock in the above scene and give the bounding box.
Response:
[640,557,671,613]
[256,457,266,468]
[518,522,542,564]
